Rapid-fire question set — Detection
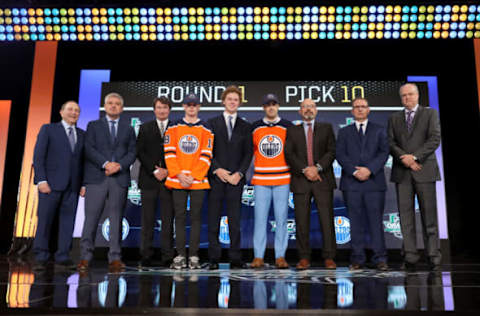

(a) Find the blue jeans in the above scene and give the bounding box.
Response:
[253,184,290,259]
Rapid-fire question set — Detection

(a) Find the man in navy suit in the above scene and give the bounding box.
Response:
[336,97,390,271]
[207,86,253,269]
[32,101,85,270]
[78,92,136,272]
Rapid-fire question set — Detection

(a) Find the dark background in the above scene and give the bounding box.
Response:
[1,36,479,258]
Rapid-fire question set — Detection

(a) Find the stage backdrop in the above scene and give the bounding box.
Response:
[72,79,447,250]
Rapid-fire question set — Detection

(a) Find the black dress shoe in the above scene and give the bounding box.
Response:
[230,261,247,269]
[376,262,389,271]
[55,259,76,270]
[401,262,417,272]
[138,258,155,268]
[33,261,48,272]
[208,262,219,270]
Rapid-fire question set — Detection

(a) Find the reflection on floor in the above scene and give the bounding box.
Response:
[2,257,480,312]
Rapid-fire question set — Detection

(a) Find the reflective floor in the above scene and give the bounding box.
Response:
[2,257,480,314]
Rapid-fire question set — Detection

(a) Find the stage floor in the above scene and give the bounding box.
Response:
[1,257,480,315]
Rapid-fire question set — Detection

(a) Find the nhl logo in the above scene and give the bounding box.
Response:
[219,216,230,244]
[259,134,283,158]
[128,180,141,206]
[334,216,351,244]
[179,134,199,154]
[102,218,130,241]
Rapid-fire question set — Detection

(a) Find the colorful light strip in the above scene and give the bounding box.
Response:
[0,4,479,41]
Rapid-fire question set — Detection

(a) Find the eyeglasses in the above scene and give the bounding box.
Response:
[300,104,316,109]
[353,105,369,109]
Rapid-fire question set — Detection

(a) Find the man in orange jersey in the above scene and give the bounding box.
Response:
[250,94,292,269]
[285,98,337,270]
[163,93,214,270]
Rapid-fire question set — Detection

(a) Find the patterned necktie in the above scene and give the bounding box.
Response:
[227,115,233,141]
[160,121,165,137]
[68,126,75,152]
[307,123,314,166]
[406,110,414,132]
[110,120,117,142]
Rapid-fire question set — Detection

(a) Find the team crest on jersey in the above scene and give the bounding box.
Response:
[179,134,199,154]
[259,134,283,158]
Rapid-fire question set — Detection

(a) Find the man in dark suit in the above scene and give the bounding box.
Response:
[78,92,136,272]
[336,97,390,271]
[285,98,337,270]
[136,96,174,268]
[207,86,253,269]
[388,83,442,271]
[32,101,85,270]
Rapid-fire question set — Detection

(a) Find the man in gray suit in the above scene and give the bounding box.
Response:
[77,92,136,272]
[387,83,442,271]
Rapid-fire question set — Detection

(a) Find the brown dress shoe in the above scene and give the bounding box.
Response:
[108,260,126,272]
[250,258,264,268]
[275,257,289,269]
[296,258,311,270]
[77,260,89,272]
[324,258,337,269]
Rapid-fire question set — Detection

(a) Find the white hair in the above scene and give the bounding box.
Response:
[104,92,124,106]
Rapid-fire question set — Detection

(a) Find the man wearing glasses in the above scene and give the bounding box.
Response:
[336,97,389,271]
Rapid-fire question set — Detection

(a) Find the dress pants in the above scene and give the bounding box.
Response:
[140,182,174,262]
[396,172,441,265]
[80,177,127,263]
[172,189,205,258]
[33,186,78,262]
[343,190,387,265]
[293,183,336,260]
[253,184,290,259]
[208,179,243,263]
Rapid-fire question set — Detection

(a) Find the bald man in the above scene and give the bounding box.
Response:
[285,99,337,270]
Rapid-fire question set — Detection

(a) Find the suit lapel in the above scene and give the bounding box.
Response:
[73,127,83,154]
[409,106,423,136]
[102,117,113,147]
[219,115,230,142]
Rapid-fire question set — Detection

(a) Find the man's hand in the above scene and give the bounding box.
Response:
[400,154,416,168]
[354,166,371,181]
[79,186,86,197]
[177,173,193,188]
[215,168,231,183]
[227,172,242,186]
[105,162,121,176]
[304,166,322,182]
[410,161,422,171]
[154,166,168,181]
[38,182,51,194]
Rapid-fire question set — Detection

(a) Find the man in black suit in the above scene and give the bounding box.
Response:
[388,83,442,271]
[207,85,253,269]
[136,96,174,268]
[285,98,337,270]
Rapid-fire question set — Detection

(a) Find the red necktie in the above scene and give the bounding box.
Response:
[307,123,314,166]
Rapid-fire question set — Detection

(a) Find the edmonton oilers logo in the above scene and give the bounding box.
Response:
[259,134,282,158]
[179,134,199,154]
[219,216,230,244]
[102,218,130,241]
[334,216,351,244]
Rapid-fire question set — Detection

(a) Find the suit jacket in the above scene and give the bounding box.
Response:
[336,121,389,191]
[387,106,441,183]
[285,122,336,193]
[207,115,253,182]
[84,116,137,188]
[33,122,85,193]
[136,119,172,190]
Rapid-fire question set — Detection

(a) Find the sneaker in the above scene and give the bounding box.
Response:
[188,256,201,269]
[170,256,187,270]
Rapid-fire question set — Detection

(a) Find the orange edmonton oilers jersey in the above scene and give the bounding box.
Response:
[163,119,214,190]
[251,118,293,186]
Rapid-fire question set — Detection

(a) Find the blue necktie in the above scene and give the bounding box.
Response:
[68,126,75,152]
[110,120,117,143]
